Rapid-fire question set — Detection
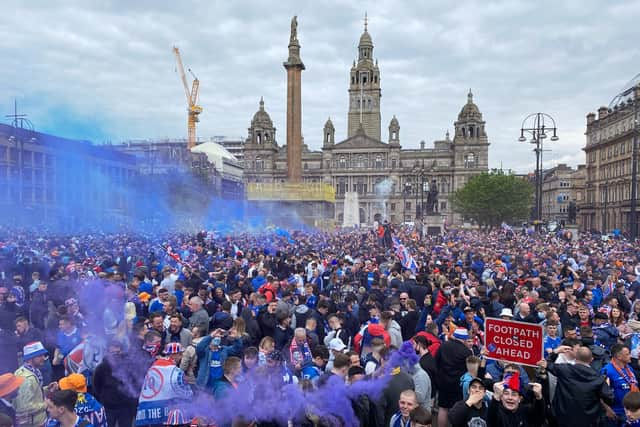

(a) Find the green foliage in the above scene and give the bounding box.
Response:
[450,171,534,227]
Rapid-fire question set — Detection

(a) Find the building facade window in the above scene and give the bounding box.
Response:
[375,155,383,169]
[464,153,476,168]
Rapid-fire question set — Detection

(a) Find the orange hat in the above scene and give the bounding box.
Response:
[59,373,87,393]
[138,292,152,303]
[0,373,24,397]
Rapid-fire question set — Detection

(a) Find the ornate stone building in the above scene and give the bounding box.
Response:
[243,21,489,225]
[541,164,586,226]
[580,78,640,233]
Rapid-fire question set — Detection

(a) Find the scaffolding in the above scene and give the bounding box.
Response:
[247,182,335,202]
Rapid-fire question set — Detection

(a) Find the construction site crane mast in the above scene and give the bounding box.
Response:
[173,46,202,150]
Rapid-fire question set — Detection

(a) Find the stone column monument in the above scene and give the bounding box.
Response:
[283,16,305,182]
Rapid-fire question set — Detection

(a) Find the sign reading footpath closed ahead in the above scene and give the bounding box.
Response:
[484,318,544,367]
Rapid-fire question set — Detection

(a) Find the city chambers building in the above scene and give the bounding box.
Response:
[241,20,489,225]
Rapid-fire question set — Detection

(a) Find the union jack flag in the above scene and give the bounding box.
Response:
[602,280,616,298]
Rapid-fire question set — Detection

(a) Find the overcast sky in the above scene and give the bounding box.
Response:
[1,1,638,172]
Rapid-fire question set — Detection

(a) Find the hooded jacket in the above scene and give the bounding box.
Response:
[546,360,613,426]
[386,319,403,350]
[13,365,46,427]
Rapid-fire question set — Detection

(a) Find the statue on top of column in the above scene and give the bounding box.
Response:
[290,16,298,42]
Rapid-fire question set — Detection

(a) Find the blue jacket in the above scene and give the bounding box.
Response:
[195,336,243,388]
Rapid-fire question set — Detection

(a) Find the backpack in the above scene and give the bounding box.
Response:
[590,345,610,373]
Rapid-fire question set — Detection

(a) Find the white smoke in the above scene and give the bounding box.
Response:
[374,178,395,221]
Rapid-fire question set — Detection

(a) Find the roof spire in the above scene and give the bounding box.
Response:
[364,11,368,32]
[468,88,473,103]
[259,96,264,110]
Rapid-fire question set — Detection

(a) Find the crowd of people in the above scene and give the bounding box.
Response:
[1,224,640,426]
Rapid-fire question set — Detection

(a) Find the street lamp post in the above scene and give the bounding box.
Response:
[519,113,559,226]
[403,180,411,223]
[609,77,640,239]
[602,184,608,233]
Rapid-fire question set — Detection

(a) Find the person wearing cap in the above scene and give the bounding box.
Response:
[14,341,50,427]
[434,328,472,427]
[165,343,184,366]
[348,365,379,426]
[448,377,488,427]
[487,372,545,427]
[56,374,106,427]
[499,308,514,320]
[0,373,24,426]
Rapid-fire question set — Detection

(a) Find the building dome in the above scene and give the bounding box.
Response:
[359,30,373,47]
[458,89,482,120]
[324,117,334,129]
[252,97,273,127]
[609,72,640,108]
[389,115,399,127]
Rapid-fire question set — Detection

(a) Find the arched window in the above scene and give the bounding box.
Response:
[339,157,346,169]
[256,133,262,144]
[464,153,476,168]
[255,156,264,171]
[357,155,364,168]
[264,133,269,141]
[469,126,474,137]
[462,128,466,137]
[375,155,383,169]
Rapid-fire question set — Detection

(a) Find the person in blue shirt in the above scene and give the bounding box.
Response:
[55,316,82,365]
[300,345,328,385]
[543,320,562,357]
[602,344,639,425]
[196,328,243,390]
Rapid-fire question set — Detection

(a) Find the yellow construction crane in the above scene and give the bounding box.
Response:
[173,46,202,150]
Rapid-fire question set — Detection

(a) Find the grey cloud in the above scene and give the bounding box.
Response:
[0,0,638,172]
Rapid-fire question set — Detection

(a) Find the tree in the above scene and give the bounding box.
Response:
[450,171,533,229]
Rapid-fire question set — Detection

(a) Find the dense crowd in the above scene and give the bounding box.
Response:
[1,225,640,427]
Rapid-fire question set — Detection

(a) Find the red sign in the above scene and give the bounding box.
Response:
[484,318,544,367]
